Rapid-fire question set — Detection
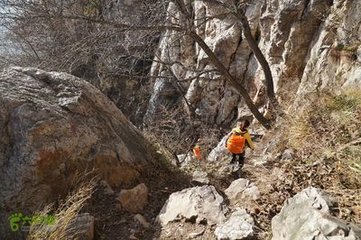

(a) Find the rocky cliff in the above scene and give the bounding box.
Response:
[146,0,361,125]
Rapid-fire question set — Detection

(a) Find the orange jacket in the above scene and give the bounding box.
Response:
[230,128,255,150]
[227,134,246,154]
[193,145,201,160]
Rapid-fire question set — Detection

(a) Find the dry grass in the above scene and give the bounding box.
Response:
[284,88,361,174]
[287,113,314,150]
[27,179,96,240]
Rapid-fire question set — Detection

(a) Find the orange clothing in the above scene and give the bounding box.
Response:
[231,128,255,150]
[227,134,246,154]
[193,145,202,160]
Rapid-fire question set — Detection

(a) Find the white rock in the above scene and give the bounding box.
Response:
[215,208,254,240]
[177,153,194,168]
[207,134,230,162]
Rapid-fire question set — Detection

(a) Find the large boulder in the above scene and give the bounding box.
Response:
[272,187,361,240]
[0,67,154,234]
[157,185,228,226]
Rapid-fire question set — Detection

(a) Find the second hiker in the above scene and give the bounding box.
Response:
[193,139,202,161]
[226,120,255,168]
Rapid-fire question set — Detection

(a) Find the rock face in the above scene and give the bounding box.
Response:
[157,185,228,226]
[0,67,154,234]
[146,0,361,125]
[215,208,254,240]
[272,187,361,240]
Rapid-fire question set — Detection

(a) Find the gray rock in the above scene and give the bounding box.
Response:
[215,208,254,240]
[157,185,228,226]
[225,178,260,203]
[272,187,361,240]
[292,0,361,110]
[177,153,194,168]
[147,0,361,125]
[146,0,263,124]
[281,149,294,161]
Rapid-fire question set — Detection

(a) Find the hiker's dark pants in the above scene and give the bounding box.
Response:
[231,152,245,167]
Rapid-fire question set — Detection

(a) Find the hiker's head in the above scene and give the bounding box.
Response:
[239,120,250,130]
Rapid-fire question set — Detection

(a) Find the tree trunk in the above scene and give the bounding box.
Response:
[235,8,279,109]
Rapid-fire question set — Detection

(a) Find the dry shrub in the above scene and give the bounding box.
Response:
[287,113,314,150]
[27,179,96,240]
[143,105,225,163]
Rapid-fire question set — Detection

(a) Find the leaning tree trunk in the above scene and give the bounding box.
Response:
[235,8,280,110]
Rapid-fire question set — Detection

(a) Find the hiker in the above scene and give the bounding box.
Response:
[193,140,202,161]
[226,120,255,168]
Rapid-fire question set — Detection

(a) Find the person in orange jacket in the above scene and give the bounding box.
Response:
[226,120,255,167]
[193,139,202,161]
